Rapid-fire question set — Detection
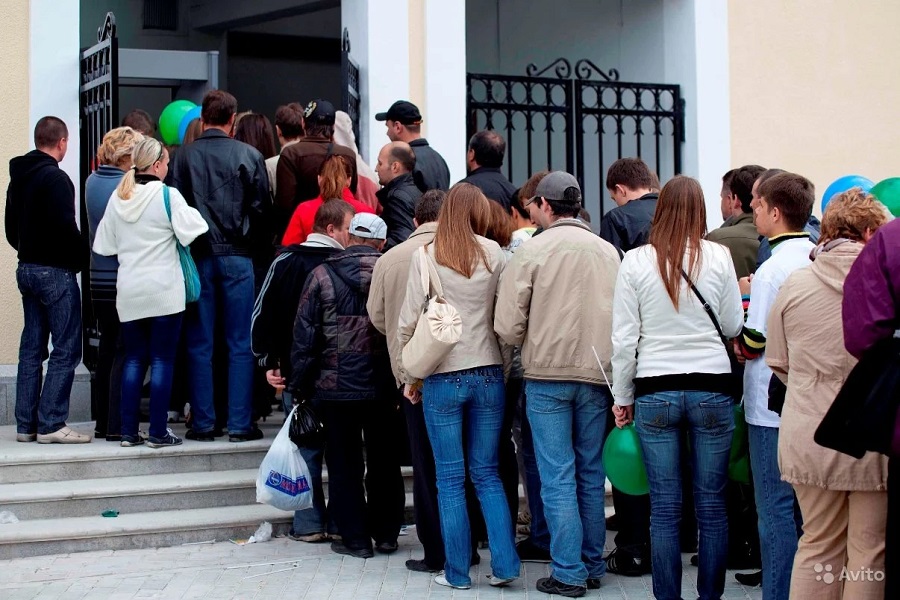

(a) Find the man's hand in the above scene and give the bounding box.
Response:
[733,339,747,364]
[612,404,634,428]
[738,275,753,296]
[266,368,285,391]
[403,383,422,405]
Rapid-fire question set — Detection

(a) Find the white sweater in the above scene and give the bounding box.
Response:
[611,240,743,406]
[93,180,208,322]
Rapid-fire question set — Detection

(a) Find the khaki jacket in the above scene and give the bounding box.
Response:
[495,218,620,384]
[367,222,438,387]
[767,242,888,491]
[707,212,759,279]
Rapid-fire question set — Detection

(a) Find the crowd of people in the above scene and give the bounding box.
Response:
[4,89,898,599]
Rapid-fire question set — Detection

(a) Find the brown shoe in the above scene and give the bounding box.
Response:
[37,426,91,444]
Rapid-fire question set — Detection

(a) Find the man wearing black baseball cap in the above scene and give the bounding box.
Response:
[275,99,358,236]
[375,100,449,193]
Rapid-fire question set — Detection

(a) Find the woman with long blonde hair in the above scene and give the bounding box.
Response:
[611,175,743,600]
[397,183,520,591]
[93,137,208,449]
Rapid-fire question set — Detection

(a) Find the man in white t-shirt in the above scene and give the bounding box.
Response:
[734,172,815,600]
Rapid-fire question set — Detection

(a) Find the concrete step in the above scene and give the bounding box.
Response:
[0,504,295,560]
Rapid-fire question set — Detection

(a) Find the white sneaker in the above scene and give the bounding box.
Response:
[37,426,91,444]
[487,574,517,587]
[434,572,470,590]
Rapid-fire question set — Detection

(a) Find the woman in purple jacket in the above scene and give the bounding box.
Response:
[842,214,900,599]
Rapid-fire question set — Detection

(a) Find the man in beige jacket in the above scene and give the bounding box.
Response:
[367,190,449,574]
[495,171,620,597]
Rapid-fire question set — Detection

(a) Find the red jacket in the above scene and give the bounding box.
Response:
[281,188,374,246]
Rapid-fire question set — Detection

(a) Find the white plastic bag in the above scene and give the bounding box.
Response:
[256,408,314,511]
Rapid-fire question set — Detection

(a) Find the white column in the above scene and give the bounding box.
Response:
[424,0,467,184]
[664,0,731,231]
[30,0,81,204]
[342,0,410,164]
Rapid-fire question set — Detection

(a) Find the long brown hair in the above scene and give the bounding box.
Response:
[318,154,353,201]
[433,183,493,278]
[485,199,513,247]
[648,175,707,309]
[233,113,277,159]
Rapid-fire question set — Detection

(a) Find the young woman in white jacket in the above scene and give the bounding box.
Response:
[611,175,743,600]
[94,137,208,448]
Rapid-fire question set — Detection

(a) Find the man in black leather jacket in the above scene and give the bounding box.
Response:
[375,100,450,192]
[169,89,272,443]
[374,141,422,252]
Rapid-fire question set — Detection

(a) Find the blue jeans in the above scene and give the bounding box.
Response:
[635,391,733,600]
[525,380,609,586]
[15,264,82,435]
[120,313,183,440]
[748,424,801,600]
[519,387,550,550]
[186,255,255,435]
[283,392,333,536]
[423,366,520,587]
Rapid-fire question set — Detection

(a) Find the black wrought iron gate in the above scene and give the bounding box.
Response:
[341,28,362,158]
[79,12,119,372]
[467,58,684,220]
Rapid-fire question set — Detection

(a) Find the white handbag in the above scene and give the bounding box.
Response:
[401,246,463,380]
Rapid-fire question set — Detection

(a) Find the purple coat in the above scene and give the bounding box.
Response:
[843,218,900,358]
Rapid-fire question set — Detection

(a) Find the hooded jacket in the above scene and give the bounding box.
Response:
[376,172,421,252]
[767,241,888,490]
[93,178,208,322]
[168,130,271,259]
[5,150,87,272]
[251,235,343,380]
[289,245,391,401]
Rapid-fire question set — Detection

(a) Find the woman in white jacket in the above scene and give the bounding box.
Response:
[94,137,208,448]
[611,175,743,600]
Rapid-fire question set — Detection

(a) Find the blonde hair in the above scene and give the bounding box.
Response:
[116,137,166,200]
[97,126,143,168]
[821,188,890,244]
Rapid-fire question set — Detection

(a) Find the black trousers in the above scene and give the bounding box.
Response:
[91,298,124,437]
[404,395,445,567]
[886,456,899,600]
[318,398,405,551]
[499,378,523,526]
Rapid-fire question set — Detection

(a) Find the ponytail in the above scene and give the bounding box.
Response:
[318,154,353,202]
[116,137,165,200]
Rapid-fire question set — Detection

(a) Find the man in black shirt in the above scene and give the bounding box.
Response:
[376,100,450,192]
[600,158,658,254]
[460,130,516,211]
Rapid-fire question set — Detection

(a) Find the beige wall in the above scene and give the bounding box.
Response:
[408,0,426,136]
[729,0,900,212]
[0,0,29,364]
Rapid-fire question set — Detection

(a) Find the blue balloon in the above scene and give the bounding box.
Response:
[177,105,202,145]
[821,175,874,212]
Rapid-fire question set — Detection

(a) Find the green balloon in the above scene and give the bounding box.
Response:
[729,404,749,464]
[603,423,649,496]
[159,100,197,145]
[870,178,900,218]
[728,454,751,485]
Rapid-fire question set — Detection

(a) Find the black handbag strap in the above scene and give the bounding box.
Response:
[681,270,728,346]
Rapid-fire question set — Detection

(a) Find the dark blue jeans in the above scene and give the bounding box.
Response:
[519,386,550,550]
[186,255,255,435]
[15,264,82,435]
[635,391,733,600]
[423,366,520,587]
[120,313,183,440]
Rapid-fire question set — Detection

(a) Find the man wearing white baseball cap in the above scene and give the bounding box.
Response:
[287,210,403,560]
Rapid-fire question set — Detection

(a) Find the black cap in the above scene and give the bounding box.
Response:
[375,100,422,125]
[303,99,336,125]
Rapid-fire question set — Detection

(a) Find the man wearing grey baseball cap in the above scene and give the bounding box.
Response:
[495,171,621,597]
[287,211,404,559]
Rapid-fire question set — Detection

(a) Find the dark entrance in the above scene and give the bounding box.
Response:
[467,58,684,219]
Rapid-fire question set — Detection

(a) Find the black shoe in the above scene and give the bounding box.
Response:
[331,541,374,559]
[516,538,551,562]
[105,434,122,442]
[605,513,619,531]
[229,427,264,443]
[212,428,226,438]
[186,429,215,442]
[587,578,601,590]
[735,570,763,587]
[375,541,398,554]
[405,559,441,573]
[94,430,107,439]
[147,429,183,448]
[120,434,144,447]
[536,576,586,598]
[471,552,481,566]
[605,548,651,577]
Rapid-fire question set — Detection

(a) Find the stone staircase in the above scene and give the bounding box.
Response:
[0,421,414,559]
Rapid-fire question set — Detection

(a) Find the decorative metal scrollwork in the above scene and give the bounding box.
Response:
[97,12,116,43]
[574,59,619,82]
[342,27,351,53]
[526,58,572,79]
